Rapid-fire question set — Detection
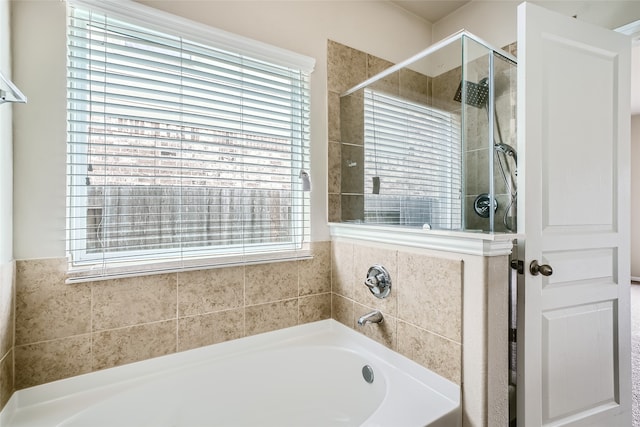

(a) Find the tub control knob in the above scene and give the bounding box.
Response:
[364,265,391,299]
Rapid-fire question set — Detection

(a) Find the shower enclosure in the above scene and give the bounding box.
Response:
[338,30,517,233]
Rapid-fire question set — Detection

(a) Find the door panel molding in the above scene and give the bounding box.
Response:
[517,3,631,426]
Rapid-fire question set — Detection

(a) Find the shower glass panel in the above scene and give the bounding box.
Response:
[338,31,517,233]
[493,53,518,232]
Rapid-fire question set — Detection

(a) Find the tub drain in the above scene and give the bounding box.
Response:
[362,365,374,384]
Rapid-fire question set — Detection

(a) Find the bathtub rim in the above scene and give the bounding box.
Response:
[1,319,460,426]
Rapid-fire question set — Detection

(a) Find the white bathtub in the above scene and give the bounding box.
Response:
[1,320,460,427]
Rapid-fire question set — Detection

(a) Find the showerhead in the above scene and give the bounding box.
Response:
[454,79,489,108]
[494,142,517,165]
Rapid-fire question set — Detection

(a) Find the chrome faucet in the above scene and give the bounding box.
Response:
[357,310,384,326]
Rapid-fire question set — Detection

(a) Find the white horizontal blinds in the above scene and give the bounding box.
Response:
[364,89,462,229]
[67,6,310,275]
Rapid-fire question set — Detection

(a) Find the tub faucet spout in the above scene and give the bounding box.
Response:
[357,310,384,326]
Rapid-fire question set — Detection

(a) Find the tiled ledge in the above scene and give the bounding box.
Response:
[329,223,519,257]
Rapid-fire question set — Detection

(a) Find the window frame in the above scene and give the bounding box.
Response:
[65,0,314,280]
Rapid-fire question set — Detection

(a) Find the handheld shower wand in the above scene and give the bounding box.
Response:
[494,142,517,166]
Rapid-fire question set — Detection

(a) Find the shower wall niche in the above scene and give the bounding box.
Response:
[330,32,517,233]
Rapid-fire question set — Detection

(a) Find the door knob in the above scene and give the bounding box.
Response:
[529,260,553,276]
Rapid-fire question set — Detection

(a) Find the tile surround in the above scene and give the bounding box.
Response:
[331,239,463,384]
[92,274,176,331]
[92,320,177,371]
[397,251,462,342]
[299,242,331,296]
[177,267,244,317]
[245,261,298,305]
[178,308,244,352]
[0,261,14,363]
[330,238,510,427]
[15,258,91,345]
[298,294,331,323]
[8,239,500,424]
[0,260,15,410]
[14,334,92,390]
[331,293,353,327]
[327,40,434,223]
[12,241,331,390]
[397,320,461,383]
[330,240,354,299]
[0,349,13,409]
[327,39,367,94]
[245,299,298,336]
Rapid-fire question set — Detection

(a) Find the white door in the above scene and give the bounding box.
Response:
[517,2,632,426]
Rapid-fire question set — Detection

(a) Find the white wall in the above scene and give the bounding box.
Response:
[0,0,12,264]
[12,0,67,260]
[11,0,433,259]
[433,1,518,48]
[433,1,640,48]
[632,115,640,279]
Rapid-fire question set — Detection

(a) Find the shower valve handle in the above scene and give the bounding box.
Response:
[364,265,392,299]
[529,260,553,277]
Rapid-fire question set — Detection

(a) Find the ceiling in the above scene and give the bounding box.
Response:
[390,0,470,23]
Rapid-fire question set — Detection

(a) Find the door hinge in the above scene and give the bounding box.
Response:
[510,259,524,274]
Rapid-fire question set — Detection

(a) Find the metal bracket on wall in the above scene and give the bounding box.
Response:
[0,71,27,105]
[510,259,524,274]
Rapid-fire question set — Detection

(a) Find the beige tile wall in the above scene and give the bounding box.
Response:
[13,242,330,390]
[331,238,512,426]
[8,238,507,425]
[328,40,433,223]
[327,39,392,222]
[0,260,15,410]
[331,239,463,384]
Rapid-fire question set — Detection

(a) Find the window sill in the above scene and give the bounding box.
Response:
[65,249,313,284]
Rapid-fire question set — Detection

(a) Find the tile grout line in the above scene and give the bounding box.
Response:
[90,282,94,372]
[175,273,179,353]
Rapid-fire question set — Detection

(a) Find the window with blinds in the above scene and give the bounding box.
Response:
[364,89,462,229]
[66,3,312,279]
